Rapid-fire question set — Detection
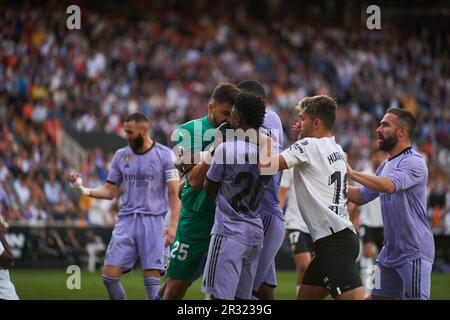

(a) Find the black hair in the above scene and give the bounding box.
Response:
[124,112,149,123]
[237,79,266,99]
[211,83,240,104]
[234,92,266,129]
[386,107,417,139]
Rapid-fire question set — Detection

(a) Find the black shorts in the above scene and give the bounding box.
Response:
[302,228,362,298]
[360,225,384,252]
[286,229,314,255]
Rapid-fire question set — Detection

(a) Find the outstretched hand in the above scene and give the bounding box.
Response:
[69,173,90,195]
[344,152,354,178]
[69,173,83,189]
[163,224,177,247]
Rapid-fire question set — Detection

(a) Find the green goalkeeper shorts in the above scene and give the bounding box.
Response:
[166,207,213,280]
[166,229,211,280]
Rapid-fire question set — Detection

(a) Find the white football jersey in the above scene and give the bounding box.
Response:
[281,168,309,234]
[0,242,19,300]
[281,136,355,242]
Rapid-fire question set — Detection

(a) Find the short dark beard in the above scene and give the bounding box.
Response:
[130,134,144,152]
[379,135,398,152]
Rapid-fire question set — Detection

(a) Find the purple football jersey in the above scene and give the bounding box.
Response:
[359,147,434,267]
[107,143,178,216]
[206,140,265,246]
[260,110,284,219]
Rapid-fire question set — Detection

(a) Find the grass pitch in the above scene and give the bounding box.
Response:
[9,270,450,300]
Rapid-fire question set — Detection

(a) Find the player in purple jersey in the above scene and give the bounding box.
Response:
[237,80,285,300]
[346,108,434,300]
[203,92,269,299]
[69,113,181,300]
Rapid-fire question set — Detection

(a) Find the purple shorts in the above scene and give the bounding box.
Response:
[371,259,432,300]
[202,234,262,300]
[104,213,166,272]
[253,213,285,290]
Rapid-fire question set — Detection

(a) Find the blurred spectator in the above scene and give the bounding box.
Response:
[84,230,106,272]
[13,174,30,209]
[44,171,62,206]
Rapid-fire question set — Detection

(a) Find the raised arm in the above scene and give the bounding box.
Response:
[69,175,121,200]
[346,162,395,194]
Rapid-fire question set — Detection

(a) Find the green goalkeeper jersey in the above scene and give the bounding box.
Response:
[175,116,216,238]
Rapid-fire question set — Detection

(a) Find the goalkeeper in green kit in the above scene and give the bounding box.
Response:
[162,83,239,299]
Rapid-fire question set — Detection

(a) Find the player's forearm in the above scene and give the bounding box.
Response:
[259,155,287,175]
[349,171,395,194]
[347,186,366,205]
[168,190,181,227]
[87,187,116,200]
[278,187,288,209]
[187,162,211,190]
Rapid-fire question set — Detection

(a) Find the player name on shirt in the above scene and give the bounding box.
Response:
[327,151,345,165]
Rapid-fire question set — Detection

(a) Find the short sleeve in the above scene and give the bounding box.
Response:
[280,139,312,169]
[280,168,293,188]
[106,151,123,185]
[359,186,379,203]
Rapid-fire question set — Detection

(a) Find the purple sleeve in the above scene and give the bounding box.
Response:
[359,186,379,203]
[206,144,225,183]
[389,155,427,192]
[106,152,123,185]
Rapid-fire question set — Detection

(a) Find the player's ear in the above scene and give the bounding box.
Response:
[207,101,214,113]
[313,118,320,129]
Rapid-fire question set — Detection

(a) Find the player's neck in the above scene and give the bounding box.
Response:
[388,141,411,159]
[312,129,332,139]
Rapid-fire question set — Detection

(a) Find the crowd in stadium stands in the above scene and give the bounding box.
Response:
[0,1,449,232]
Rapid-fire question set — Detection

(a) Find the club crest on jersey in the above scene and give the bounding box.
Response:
[301,140,308,146]
[124,153,131,169]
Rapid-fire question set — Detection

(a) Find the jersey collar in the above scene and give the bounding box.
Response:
[388,146,412,161]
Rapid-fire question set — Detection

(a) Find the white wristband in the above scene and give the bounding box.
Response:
[80,187,91,196]
[200,150,213,164]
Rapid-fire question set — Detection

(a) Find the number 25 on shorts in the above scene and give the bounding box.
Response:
[170,241,190,261]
